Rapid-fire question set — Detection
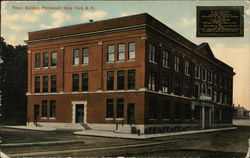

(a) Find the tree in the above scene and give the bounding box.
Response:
[0,37,27,125]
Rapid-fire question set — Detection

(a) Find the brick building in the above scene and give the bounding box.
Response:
[26,13,235,134]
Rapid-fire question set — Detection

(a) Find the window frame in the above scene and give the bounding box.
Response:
[107,45,115,63]
[107,71,114,90]
[128,70,136,90]
[72,74,79,92]
[73,49,80,66]
[42,76,48,93]
[42,100,47,118]
[34,76,40,93]
[148,43,156,62]
[106,99,114,118]
[174,56,180,72]
[50,75,57,93]
[128,42,135,60]
[116,98,124,118]
[82,73,88,91]
[117,70,125,90]
[118,44,125,61]
[148,72,156,91]
[51,52,57,67]
[35,53,41,69]
[82,48,89,65]
[43,52,49,68]
[49,100,56,118]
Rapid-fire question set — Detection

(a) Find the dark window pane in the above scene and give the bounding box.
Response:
[107,45,114,62]
[51,75,57,92]
[35,76,40,93]
[51,52,57,67]
[149,99,157,119]
[42,100,47,118]
[116,99,124,118]
[42,76,48,93]
[117,70,124,90]
[106,99,114,118]
[72,74,79,91]
[73,49,79,65]
[128,70,135,89]
[35,54,40,68]
[82,73,88,91]
[162,101,170,119]
[43,52,48,67]
[50,100,56,118]
[107,71,114,90]
[118,44,125,61]
[148,72,156,91]
[128,43,135,60]
[82,48,89,64]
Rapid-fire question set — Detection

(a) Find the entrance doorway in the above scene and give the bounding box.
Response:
[34,104,39,123]
[75,104,84,123]
[127,103,135,124]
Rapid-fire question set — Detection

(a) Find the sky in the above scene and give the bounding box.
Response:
[1,1,250,110]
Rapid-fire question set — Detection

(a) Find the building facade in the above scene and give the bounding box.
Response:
[26,13,235,134]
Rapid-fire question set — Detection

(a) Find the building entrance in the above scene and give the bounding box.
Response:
[75,104,84,123]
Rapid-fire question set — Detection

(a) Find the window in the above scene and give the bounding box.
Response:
[35,54,40,68]
[201,68,206,81]
[42,76,48,93]
[51,52,57,67]
[117,70,124,90]
[149,44,156,62]
[175,78,180,95]
[174,103,181,119]
[194,83,200,99]
[149,99,157,119]
[201,84,206,94]
[118,44,125,61]
[207,87,212,96]
[224,94,227,104]
[42,100,47,118]
[213,91,217,102]
[219,93,222,103]
[116,99,124,118]
[128,70,135,90]
[174,56,180,71]
[73,49,79,65]
[50,100,56,118]
[82,48,89,64]
[106,99,114,118]
[72,74,79,92]
[162,74,169,93]
[43,52,48,67]
[107,45,114,62]
[148,72,156,91]
[194,106,200,120]
[107,71,114,90]
[35,76,40,93]
[162,50,170,67]
[184,82,190,97]
[82,73,88,91]
[162,101,170,119]
[51,75,57,92]
[128,43,135,60]
[208,71,212,83]
[185,104,191,119]
[219,76,223,87]
[184,61,190,75]
[214,73,217,86]
[195,65,200,78]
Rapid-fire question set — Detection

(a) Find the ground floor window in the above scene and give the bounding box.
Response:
[185,104,191,119]
[42,100,47,118]
[194,105,200,120]
[50,100,56,118]
[149,99,157,119]
[106,99,114,118]
[162,100,170,119]
[116,99,124,118]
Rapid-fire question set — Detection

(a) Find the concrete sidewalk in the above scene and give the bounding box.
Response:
[74,127,237,139]
[3,125,57,132]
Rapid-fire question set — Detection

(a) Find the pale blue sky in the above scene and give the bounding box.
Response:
[2,1,250,109]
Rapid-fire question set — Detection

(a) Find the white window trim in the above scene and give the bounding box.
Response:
[71,101,87,123]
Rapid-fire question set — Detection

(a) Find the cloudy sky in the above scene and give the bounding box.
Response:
[2,1,250,109]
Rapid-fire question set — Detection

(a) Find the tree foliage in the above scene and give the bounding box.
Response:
[0,37,27,125]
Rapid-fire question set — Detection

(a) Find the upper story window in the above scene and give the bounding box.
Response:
[219,75,223,87]
[148,72,156,91]
[128,43,135,60]
[174,56,180,71]
[128,69,135,90]
[214,73,217,86]
[207,87,212,96]
[117,70,125,90]
[42,76,48,93]
[149,43,156,62]
[194,83,200,99]
[35,76,40,93]
[107,71,114,90]
[43,52,48,67]
[82,48,89,65]
[106,99,114,118]
[35,54,40,68]
[208,71,212,83]
[107,45,114,62]
[73,49,80,65]
[118,44,125,61]
[162,74,169,93]
[163,50,170,67]
[184,82,190,97]
[195,65,200,79]
[184,60,190,75]
[175,78,180,95]
[82,73,88,91]
[201,68,206,81]
[72,74,79,92]
[51,75,57,92]
[51,52,57,67]
[213,91,217,102]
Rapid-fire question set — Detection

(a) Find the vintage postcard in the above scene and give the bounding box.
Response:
[1,0,250,157]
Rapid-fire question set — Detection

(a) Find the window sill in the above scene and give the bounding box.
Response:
[148,119,157,121]
[34,68,40,70]
[163,65,170,69]
[50,66,57,69]
[175,119,181,121]
[43,67,48,69]
[41,117,47,120]
[49,117,56,120]
[116,118,124,121]
[117,60,125,63]
[162,119,170,121]
[195,77,200,79]
[148,60,157,64]
[106,61,114,64]
[105,118,114,121]
[185,73,191,76]
[128,59,135,62]
[73,64,80,67]
[81,64,89,66]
